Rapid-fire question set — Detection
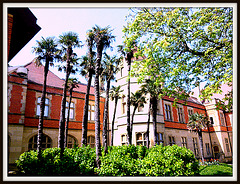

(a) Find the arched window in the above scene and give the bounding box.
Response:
[87,136,95,148]
[28,134,52,150]
[67,135,78,148]
[36,97,49,117]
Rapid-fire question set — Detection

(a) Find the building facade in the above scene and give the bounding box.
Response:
[109,57,233,163]
[8,61,105,164]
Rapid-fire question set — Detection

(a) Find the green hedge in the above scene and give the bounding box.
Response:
[16,146,96,176]
[16,144,199,176]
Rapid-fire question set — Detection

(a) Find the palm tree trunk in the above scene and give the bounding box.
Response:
[111,97,118,146]
[130,106,137,143]
[81,72,93,146]
[58,47,72,157]
[102,78,110,154]
[151,96,158,146]
[37,58,49,158]
[64,87,73,148]
[126,53,132,145]
[95,46,102,169]
[198,130,204,162]
[146,102,151,148]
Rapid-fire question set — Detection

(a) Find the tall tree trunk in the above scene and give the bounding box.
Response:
[146,102,151,149]
[126,52,132,145]
[95,45,102,169]
[151,96,158,146]
[58,47,72,157]
[81,72,93,146]
[102,78,111,154]
[111,97,118,146]
[198,130,204,162]
[37,58,49,158]
[64,87,73,148]
[130,106,137,143]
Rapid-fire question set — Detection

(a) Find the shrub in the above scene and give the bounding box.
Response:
[16,146,96,176]
[139,144,199,176]
[199,163,232,176]
[96,145,148,176]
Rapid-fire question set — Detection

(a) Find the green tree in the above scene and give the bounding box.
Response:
[32,36,60,158]
[64,78,79,148]
[187,112,209,162]
[81,29,96,146]
[109,85,121,146]
[123,7,233,110]
[92,25,115,168]
[101,53,121,154]
[140,79,162,146]
[58,32,80,157]
[130,90,146,143]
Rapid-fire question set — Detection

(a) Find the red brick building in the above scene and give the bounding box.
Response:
[8,61,105,164]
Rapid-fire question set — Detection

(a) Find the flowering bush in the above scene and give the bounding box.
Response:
[199,158,220,166]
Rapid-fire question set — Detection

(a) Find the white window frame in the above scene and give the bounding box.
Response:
[65,101,75,119]
[36,97,49,117]
[121,134,127,145]
[136,132,147,146]
[88,104,95,121]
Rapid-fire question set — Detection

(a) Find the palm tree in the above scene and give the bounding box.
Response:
[32,36,59,158]
[92,25,115,168]
[187,112,209,162]
[140,79,162,146]
[101,53,121,153]
[130,90,146,143]
[64,78,78,148]
[109,85,121,146]
[117,44,135,145]
[81,30,96,146]
[58,32,80,157]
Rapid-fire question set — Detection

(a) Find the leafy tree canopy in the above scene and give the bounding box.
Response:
[123,7,233,109]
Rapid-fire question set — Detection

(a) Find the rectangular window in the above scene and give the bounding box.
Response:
[220,112,225,126]
[206,143,211,155]
[225,138,230,152]
[169,136,175,146]
[177,107,184,123]
[65,102,74,119]
[136,132,147,146]
[193,137,199,156]
[88,105,95,121]
[188,109,193,116]
[121,134,127,145]
[157,133,164,145]
[36,97,49,117]
[165,104,172,121]
[181,137,187,148]
[120,67,123,77]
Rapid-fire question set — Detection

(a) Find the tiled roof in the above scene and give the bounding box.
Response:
[24,60,95,95]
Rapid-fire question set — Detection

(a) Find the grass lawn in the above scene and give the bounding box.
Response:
[199,163,232,176]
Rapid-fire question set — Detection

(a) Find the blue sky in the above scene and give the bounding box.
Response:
[9,7,130,82]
